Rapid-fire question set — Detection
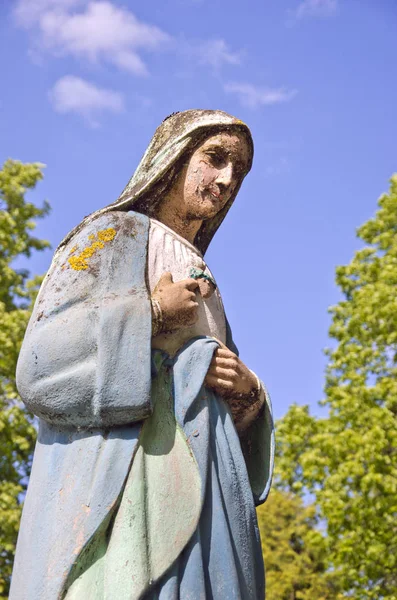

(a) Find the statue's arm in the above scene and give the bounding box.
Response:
[16,212,153,429]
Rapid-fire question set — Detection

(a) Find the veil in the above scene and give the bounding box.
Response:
[57,109,254,256]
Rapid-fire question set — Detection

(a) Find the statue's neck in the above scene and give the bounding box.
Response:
[154,200,202,245]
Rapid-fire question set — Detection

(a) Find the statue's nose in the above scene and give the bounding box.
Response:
[216,162,233,189]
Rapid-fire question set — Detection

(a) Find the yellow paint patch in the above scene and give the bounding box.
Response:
[68,228,117,271]
[98,228,117,242]
[68,256,89,271]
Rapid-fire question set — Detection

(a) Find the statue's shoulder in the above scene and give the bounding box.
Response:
[52,210,150,278]
[88,209,149,236]
[68,209,149,252]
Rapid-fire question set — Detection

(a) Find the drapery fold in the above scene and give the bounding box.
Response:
[65,340,274,600]
[16,211,152,429]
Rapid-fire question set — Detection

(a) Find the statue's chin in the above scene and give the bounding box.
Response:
[187,192,226,221]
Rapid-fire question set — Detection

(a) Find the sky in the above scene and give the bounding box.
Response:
[1,0,397,420]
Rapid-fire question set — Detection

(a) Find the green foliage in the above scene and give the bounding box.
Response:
[257,489,342,599]
[0,160,50,598]
[276,176,397,598]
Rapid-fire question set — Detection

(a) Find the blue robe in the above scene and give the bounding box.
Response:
[10,211,274,600]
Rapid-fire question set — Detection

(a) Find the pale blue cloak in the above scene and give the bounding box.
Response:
[10,210,274,600]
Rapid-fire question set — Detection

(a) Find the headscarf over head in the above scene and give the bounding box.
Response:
[59,109,254,255]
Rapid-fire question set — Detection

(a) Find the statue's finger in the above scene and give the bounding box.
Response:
[211,366,237,380]
[182,278,200,290]
[215,347,236,359]
[212,356,238,369]
[205,374,234,391]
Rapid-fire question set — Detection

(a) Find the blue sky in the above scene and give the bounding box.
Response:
[1,0,396,419]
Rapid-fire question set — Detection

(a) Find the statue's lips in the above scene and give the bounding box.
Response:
[201,187,223,204]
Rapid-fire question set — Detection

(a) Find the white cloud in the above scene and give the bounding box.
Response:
[224,83,297,109]
[13,1,170,75]
[293,0,338,20]
[14,1,242,76]
[197,39,241,70]
[14,0,84,28]
[49,75,124,126]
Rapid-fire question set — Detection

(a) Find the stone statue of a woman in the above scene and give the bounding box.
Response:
[10,109,274,600]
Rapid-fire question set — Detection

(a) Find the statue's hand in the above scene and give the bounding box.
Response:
[152,271,200,332]
[205,344,257,398]
[205,342,263,430]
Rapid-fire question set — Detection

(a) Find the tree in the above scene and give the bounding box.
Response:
[276,176,397,598]
[0,160,50,598]
[257,489,342,599]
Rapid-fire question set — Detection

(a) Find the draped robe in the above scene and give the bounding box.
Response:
[10,210,274,600]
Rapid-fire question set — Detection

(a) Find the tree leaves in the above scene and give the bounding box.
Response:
[257,489,342,599]
[274,175,397,598]
[0,160,49,598]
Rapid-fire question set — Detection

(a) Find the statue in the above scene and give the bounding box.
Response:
[10,109,275,599]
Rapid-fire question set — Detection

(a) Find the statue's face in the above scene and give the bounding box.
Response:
[177,131,250,221]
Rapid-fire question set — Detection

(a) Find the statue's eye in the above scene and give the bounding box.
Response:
[206,151,225,167]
